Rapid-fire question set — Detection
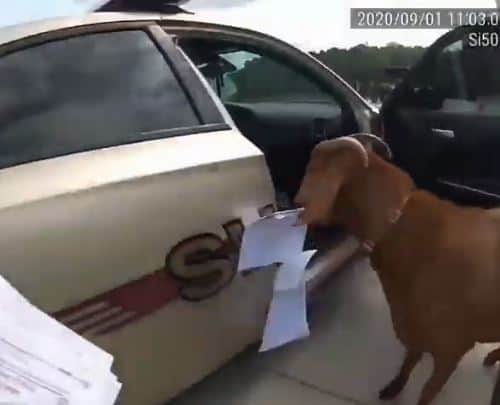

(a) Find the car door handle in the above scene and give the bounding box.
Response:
[432,128,455,139]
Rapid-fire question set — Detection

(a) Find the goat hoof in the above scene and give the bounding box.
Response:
[379,380,403,400]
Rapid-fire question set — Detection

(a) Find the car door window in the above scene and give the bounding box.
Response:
[462,44,500,113]
[391,28,500,205]
[215,50,336,103]
[434,40,467,101]
[420,36,500,114]
[0,30,200,170]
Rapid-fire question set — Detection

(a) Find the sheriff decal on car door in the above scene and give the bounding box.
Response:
[53,205,275,336]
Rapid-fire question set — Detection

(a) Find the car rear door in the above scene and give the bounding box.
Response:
[381,25,500,207]
[0,21,275,404]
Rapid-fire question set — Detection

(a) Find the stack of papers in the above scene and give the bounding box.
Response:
[237,209,316,352]
[0,276,121,404]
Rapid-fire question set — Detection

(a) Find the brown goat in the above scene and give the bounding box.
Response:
[295,134,500,405]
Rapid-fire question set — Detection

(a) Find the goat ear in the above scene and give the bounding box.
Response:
[349,133,393,161]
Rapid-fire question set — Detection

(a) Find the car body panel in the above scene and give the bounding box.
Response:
[0,14,281,403]
[0,127,276,404]
[0,129,272,308]
[0,12,159,45]
[0,12,366,404]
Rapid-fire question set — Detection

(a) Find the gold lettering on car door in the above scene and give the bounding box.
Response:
[165,219,244,301]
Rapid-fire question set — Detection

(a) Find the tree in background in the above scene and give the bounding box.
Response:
[226,43,426,105]
[312,43,425,103]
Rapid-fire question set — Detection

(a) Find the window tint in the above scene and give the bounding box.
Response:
[462,46,500,102]
[434,40,467,100]
[430,35,500,109]
[0,30,200,169]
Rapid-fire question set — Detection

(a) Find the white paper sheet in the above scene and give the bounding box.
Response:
[235,209,315,352]
[0,276,121,404]
[260,277,310,352]
[0,276,113,375]
[273,250,316,292]
[259,250,316,352]
[238,209,307,272]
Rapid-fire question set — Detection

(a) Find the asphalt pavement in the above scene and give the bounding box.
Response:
[170,258,500,405]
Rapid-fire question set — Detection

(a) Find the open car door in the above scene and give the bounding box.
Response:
[381,25,500,208]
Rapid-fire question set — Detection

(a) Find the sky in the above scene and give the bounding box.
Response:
[0,0,497,50]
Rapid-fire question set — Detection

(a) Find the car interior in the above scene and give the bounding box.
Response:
[178,38,360,211]
[382,29,500,209]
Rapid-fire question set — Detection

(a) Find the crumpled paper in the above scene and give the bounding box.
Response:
[237,210,316,351]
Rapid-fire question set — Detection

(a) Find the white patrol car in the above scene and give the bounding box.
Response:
[0,2,378,404]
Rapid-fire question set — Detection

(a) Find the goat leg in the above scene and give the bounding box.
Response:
[416,352,464,405]
[379,349,423,400]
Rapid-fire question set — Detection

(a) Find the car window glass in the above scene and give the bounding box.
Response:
[434,39,467,101]
[429,36,500,114]
[0,30,200,170]
[217,50,336,103]
[462,46,500,107]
